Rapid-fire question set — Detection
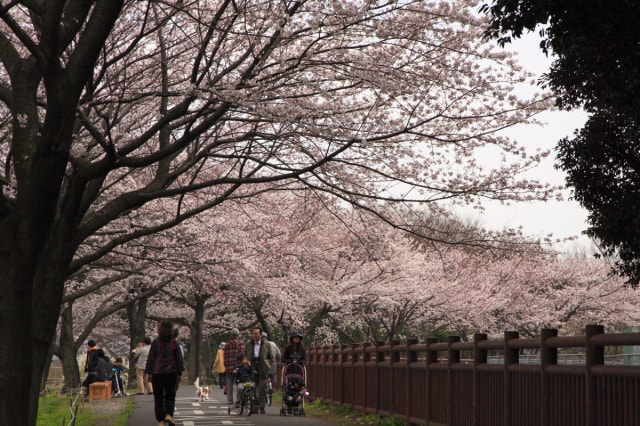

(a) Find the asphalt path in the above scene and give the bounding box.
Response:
[127,383,339,426]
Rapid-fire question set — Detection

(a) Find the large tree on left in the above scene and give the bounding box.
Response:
[0,1,554,423]
[0,2,125,424]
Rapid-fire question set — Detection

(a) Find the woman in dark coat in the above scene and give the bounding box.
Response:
[95,349,114,382]
[283,331,306,365]
[145,319,184,426]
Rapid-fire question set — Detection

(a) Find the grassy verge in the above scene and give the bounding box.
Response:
[37,393,76,426]
[304,399,404,425]
[37,392,134,426]
[272,392,404,426]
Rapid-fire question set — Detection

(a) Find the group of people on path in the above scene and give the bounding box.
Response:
[81,341,128,396]
[83,323,305,426]
[213,327,306,414]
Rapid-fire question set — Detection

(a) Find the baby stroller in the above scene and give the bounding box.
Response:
[279,361,308,416]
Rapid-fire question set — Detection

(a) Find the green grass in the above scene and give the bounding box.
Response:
[37,394,76,426]
[272,391,404,426]
[37,391,134,426]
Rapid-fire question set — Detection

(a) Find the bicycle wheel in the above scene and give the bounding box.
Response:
[238,392,246,415]
[247,390,254,416]
[267,378,273,406]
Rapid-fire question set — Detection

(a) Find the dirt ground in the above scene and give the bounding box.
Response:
[87,395,129,424]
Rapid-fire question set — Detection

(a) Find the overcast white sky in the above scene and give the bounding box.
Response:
[464,35,593,252]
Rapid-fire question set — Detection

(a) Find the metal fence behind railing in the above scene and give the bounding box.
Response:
[307,325,640,426]
[38,387,83,426]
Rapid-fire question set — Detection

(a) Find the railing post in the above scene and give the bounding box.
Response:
[341,344,348,406]
[363,342,372,412]
[406,338,418,423]
[447,335,460,425]
[331,344,340,405]
[540,328,557,426]
[319,345,329,399]
[376,341,385,417]
[585,324,604,426]
[473,333,487,426]
[425,337,438,425]
[504,331,519,426]
[350,343,359,410]
[390,340,400,419]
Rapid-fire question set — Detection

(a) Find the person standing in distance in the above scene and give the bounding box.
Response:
[213,342,226,389]
[145,319,185,426]
[262,332,281,391]
[173,327,187,392]
[81,340,100,394]
[132,336,153,395]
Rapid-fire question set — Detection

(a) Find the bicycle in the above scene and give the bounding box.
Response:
[228,381,257,416]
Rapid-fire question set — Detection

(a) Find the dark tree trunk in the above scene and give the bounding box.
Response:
[0,217,38,425]
[58,304,82,390]
[189,295,206,384]
[40,337,56,394]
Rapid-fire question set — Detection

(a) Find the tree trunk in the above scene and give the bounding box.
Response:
[0,224,70,426]
[0,267,36,424]
[189,295,206,384]
[40,338,56,394]
[58,304,82,390]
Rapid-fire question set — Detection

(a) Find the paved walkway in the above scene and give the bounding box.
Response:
[127,383,338,425]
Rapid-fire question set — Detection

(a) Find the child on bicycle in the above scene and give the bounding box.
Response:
[232,354,255,407]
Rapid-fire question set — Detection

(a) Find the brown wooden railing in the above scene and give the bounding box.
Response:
[306,325,640,426]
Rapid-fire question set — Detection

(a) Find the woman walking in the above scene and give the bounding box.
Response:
[145,319,185,426]
[213,342,226,389]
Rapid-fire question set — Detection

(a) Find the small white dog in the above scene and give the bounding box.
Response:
[194,377,211,401]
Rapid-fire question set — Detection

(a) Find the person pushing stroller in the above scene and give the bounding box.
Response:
[283,331,306,373]
[280,331,309,416]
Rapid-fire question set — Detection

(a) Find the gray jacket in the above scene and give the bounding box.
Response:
[267,341,281,376]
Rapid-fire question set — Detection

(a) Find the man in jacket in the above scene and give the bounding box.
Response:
[245,327,274,414]
[81,340,100,394]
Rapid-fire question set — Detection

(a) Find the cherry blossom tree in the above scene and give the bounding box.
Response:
[0,1,557,423]
[55,272,172,390]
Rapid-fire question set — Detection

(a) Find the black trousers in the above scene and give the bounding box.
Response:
[82,372,96,390]
[151,373,178,422]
